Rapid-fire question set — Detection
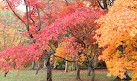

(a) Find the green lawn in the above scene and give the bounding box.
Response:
[0,69,116,81]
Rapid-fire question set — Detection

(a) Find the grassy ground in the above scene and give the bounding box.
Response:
[0,69,116,81]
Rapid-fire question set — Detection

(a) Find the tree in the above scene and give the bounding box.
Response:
[0,11,29,52]
[46,5,106,80]
[0,0,106,81]
[0,0,82,80]
[96,0,137,80]
[0,10,30,77]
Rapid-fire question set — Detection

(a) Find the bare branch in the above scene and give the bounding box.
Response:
[36,4,42,32]
[24,0,30,31]
[6,0,27,26]
[29,7,36,24]
[96,0,104,9]
[55,55,77,62]
[69,29,85,48]
[24,0,34,38]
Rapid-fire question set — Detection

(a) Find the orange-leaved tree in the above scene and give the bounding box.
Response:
[96,0,137,80]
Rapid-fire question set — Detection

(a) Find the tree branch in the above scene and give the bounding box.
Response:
[29,7,35,24]
[65,0,69,6]
[55,55,77,62]
[24,0,34,38]
[96,0,105,9]
[24,0,29,31]
[36,4,42,32]
[69,29,85,48]
[6,0,27,26]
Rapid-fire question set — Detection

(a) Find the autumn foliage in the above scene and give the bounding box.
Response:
[0,0,105,73]
[96,0,137,80]
[0,0,136,81]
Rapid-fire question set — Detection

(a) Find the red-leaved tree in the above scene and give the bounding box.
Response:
[0,0,106,81]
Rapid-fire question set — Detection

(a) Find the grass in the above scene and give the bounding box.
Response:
[0,69,116,81]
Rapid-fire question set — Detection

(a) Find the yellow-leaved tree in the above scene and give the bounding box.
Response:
[55,41,86,72]
[0,11,30,52]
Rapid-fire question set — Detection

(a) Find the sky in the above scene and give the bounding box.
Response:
[16,4,26,12]
[0,0,26,12]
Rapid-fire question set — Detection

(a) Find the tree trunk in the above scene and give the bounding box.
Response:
[43,60,46,68]
[124,71,131,80]
[43,53,46,68]
[88,66,92,76]
[103,0,108,9]
[91,69,95,81]
[38,61,40,68]
[46,59,52,81]
[4,70,9,77]
[65,55,68,72]
[53,63,57,69]
[114,71,131,81]
[36,61,42,75]
[31,61,35,69]
[76,63,80,80]
[71,55,75,70]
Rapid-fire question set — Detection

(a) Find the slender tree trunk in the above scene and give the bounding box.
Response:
[88,65,92,76]
[43,54,46,68]
[32,61,35,69]
[65,55,68,72]
[71,55,75,70]
[46,59,52,81]
[4,70,9,77]
[36,61,41,75]
[53,63,57,69]
[38,61,40,68]
[76,63,80,80]
[91,69,95,81]
[43,60,46,68]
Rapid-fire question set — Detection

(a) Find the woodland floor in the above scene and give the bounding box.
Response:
[0,69,120,81]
